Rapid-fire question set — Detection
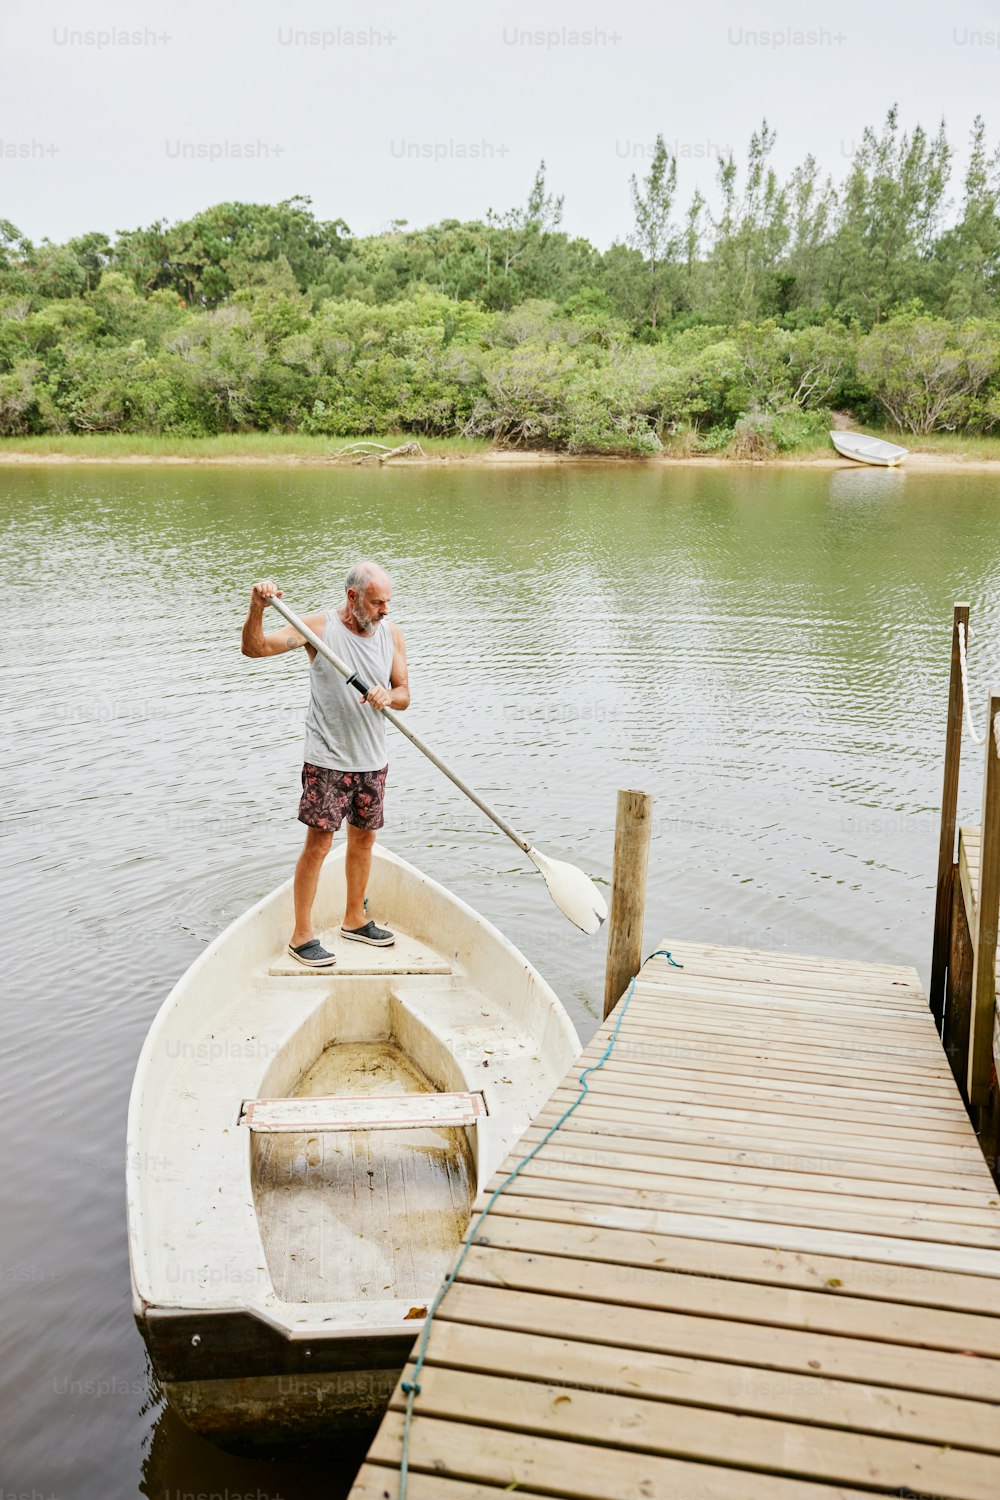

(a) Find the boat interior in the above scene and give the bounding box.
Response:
[251,1033,476,1308]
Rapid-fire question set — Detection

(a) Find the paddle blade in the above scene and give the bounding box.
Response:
[527,847,608,935]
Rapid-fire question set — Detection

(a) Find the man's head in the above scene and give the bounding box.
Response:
[344,559,392,634]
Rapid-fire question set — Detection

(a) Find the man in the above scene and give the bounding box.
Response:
[241,560,410,967]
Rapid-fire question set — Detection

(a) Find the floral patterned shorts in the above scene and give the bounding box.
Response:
[298,763,388,832]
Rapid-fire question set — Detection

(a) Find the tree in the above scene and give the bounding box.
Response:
[0,221,35,298]
[682,191,705,295]
[938,117,1000,317]
[484,162,565,309]
[833,106,951,324]
[628,134,679,331]
[113,198,351,306]
[782,156,836,314]
[707,121,790,322]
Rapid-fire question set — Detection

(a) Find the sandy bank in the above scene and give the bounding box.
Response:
[0,448,998,473]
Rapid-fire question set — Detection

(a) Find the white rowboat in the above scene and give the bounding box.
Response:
[126,845,580,1449]
[829,430,909,466]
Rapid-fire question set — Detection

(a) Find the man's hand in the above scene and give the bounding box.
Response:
[251,580,283,607]
[242,583,325,659]
[362,685,392,713]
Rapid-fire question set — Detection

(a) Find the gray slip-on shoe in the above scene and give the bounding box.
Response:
[287,938,337,968]
[340,920,395,947]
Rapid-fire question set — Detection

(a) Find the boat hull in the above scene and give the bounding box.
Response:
[163,1372,397,1453]
[142,1305,414,1450]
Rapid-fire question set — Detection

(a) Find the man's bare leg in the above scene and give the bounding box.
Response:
[343,824,376,929]
[291,826,334,947]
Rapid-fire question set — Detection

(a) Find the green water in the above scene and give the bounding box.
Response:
[2,459,998,1497]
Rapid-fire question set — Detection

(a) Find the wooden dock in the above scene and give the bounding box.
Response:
[349,939,1000,1500]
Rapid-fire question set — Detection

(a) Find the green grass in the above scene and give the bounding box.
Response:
[777,435,837,459]
[3,427,1000,462]
[0,432,492,459]
[884,430,1000,460]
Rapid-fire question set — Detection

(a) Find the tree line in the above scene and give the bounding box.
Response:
[1,108,999,452]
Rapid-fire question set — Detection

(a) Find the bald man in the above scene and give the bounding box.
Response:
[242,560,410,967]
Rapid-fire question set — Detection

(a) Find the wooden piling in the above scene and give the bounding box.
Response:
[930,603,969,1030]
[603,789,653,1020]
[968,692,1000,1108]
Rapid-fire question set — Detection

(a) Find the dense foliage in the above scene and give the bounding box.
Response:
[4,111,1000,452]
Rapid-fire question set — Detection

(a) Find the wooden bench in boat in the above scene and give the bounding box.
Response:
[239,1090,488,1133]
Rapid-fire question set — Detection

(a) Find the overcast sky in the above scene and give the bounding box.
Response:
[4,0,1000,249]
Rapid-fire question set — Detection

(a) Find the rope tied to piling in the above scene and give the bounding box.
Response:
[395,947,683,1499]
[957,622,987,746]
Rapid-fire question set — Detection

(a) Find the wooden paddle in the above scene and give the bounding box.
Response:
[267,594,607,934]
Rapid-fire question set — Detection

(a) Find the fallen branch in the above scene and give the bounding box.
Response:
[334,440,426,464]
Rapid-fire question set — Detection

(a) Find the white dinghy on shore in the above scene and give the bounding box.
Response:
[829,430,909,466]
[126,844,580,1450]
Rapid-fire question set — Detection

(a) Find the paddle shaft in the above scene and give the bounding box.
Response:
[267,595,532,855]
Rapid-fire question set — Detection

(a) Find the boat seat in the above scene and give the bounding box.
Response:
[239,1090,487,1133]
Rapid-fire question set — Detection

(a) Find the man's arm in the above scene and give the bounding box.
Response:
[363,622,410,712]
[241,580,326,659]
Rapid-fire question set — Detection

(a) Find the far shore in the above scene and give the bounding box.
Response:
[2,445,1000,474]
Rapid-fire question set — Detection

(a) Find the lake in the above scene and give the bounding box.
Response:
[3,458,998,1498]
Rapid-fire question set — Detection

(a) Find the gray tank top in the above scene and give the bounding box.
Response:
[302,612,394,771]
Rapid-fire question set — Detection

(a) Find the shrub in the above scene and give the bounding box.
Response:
[462,344,575,446]
[729,412,779,461]
[857,315,1000,433]
[0,359,40,433]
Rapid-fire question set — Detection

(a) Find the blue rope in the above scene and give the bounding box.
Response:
[396,947,683,1498]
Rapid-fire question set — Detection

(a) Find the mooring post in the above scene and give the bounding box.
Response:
[969,693,1000,1109]
[603,789,654,1020]
[930,602,970,1030]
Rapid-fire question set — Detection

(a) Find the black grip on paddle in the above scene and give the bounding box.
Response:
[347,673,371,697]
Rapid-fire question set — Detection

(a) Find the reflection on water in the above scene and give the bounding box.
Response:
[141,1405,361,1500]
[3,460,1000,1497]
[827,464,908,505]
